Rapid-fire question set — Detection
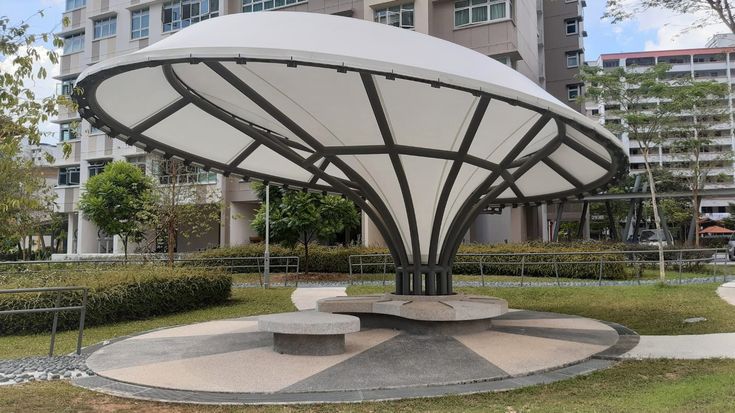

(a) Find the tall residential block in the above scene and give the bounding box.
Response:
[587,43,735,220]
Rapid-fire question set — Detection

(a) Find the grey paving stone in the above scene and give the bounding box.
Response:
[492,325,619,346]
[86,331,272,371]
[282,334,508,392]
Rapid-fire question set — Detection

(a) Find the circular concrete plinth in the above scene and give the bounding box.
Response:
[317,293,508,321]
[75,310,638,404]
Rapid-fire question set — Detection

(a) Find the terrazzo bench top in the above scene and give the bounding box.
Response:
[258,311,360,335]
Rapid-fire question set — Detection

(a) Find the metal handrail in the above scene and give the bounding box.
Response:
[347,248,729,285]
[0,286,88,356]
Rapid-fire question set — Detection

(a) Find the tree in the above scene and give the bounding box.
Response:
[252,185,359,274]
[146,157,222,266]
[0,125,56,259]
[604,0,735,33]
[666,80,732,246]
[78,161,156,261]
[580,63,679,281]
[1,11,69,150]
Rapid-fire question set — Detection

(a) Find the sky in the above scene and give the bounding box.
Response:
[1,0,732,143]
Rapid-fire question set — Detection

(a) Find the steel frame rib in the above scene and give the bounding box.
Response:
[439,116,560,268]
[360,73,423,294]
[426,95,490,294]
[229,142,261,167]
[74,57,628,296]
[201,62,412,285]
[542,157,583,188]
[78,89,338,195]
[160,64,406,267]
[443,132,566,269]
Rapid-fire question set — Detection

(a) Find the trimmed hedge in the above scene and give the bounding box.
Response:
[195,242,716,280]
[195,242,631,279]
[0,268,231,336]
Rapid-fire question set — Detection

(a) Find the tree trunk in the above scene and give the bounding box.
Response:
[693,191,700,248]
[167,161,178,267]
[642,150,666,282]
[123,236,129,264]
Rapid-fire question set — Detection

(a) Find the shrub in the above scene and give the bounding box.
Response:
[0,267,231,336]
[452,242,628,279]
[195,242,632,279]
[196,241,719,280]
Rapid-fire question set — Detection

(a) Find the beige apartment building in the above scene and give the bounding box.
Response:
[52,0,588,256]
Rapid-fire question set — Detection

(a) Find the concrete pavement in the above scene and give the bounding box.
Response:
[621,281,735,359]
[290,287,346,310]
[717,281,735,306]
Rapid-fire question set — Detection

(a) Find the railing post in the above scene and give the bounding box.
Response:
[348,255,353,285]
[554,255,560,287]
[76,288,87,356]
[520,256,525,287]
[49,290,62,357]
[383,255,388,287]
[480,257,485,288]
[359,255,364,284]
[678,250,683,285]
[724,249,728,283]
[598,257,604,286]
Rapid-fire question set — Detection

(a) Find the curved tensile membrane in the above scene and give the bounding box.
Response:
[74,13,628,295]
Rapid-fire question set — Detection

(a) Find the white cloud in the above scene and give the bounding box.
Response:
[632,8,730,51]
[0,46,62,144]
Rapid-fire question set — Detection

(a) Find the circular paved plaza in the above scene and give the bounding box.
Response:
[74,310,637,404]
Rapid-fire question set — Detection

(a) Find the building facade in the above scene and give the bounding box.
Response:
[52,0,587,256]
[587,44,735,221]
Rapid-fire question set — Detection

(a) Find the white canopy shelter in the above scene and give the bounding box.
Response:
[75,12,627,295]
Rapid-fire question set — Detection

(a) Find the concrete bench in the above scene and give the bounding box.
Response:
[258,311,360,356]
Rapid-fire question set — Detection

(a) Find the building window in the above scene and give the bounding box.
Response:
[602,59,620,68]
[62,32,84,54]
[566,51,579,68]
[58,166,80,186]
[163,0,220,32]
[565,18,578,35]
[154,158,217,184]
[567,84,580,101]
[454,0,511,27]
[127,155,147,174]
[60,123,80,142]
[374,3,414,29]
[88,160,110,177]
[493,56,512,67]
[242,0,306,12]
[58,78,75,96]
[65,0,85,11]
[93,16,117,39]
[131,8,150,39]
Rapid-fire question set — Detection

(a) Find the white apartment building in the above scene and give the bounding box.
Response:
[587,41,735,220]
[52,0,589,256]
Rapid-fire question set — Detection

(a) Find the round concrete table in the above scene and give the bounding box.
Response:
[258,311,360,356]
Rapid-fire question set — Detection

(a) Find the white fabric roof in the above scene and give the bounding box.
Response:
[75,12,627,265]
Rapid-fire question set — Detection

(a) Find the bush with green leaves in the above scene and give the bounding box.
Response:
[195,241,716,280]
[78,161,157,260]
[0,267,231,335]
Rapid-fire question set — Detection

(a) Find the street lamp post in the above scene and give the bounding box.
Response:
[264,183,270,289]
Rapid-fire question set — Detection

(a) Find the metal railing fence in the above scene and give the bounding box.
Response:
[348,248,730,287]
[0,256,301,288]
[0,286,88,356]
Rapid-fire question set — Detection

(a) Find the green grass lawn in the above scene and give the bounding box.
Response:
[349,282,735,335]
[0,359,734,412]
[0,288,295,360]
